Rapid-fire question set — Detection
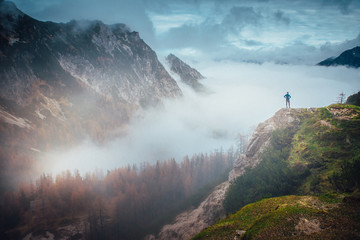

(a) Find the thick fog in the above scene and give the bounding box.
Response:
[41,62,360,175]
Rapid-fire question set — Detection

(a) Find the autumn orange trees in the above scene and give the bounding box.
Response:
[1,149,234,240]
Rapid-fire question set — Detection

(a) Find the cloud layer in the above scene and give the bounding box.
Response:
[12,0,360,64]
[41,62,360,175]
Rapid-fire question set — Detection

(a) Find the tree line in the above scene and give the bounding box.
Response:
[1,149,234,240]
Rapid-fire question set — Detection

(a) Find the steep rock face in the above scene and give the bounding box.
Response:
[0,2,181,107]
[229,108,307,181]
[156,108,307,240]
[318,46,360,68]
[156,182,229,240]
[166,54,206,91]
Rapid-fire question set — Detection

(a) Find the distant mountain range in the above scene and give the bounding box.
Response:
[318,46,360,68]
[166,53,206,92]
[0,1,182,190]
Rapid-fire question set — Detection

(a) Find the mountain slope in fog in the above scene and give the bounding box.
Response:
[166,53,206,92]
[0,0,181,190]
[0,1,181,107]
[318,46,360,68]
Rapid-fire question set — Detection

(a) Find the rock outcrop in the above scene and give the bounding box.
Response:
[166,54,206,92]
[346,91,360,106]
[156,108,308,240]
[229,108,308,181]
[156,182,229,240]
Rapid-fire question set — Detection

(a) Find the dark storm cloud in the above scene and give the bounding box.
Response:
[244,39,263,46]
[158,21,224,50]
[10,0,360,64]
[155,0,360,63]
[322,0,353,14]
[320,33,360,59]
[157,6,264,51]
[222,6,263,31]
[273,10,290,25]
[216,32,360,65]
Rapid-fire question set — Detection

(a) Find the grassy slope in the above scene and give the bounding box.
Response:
[193,194,360,240]
[193,104,360,240]
[291,104,360,194]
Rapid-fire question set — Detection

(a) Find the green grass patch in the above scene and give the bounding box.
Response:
[243,205,318,239]
[193,195,345,240]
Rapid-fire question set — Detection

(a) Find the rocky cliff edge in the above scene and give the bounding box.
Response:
[155,108,309,240]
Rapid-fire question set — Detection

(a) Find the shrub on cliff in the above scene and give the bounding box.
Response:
[223,127,310,214]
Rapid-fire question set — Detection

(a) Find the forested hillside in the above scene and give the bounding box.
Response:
[1,151,234,240]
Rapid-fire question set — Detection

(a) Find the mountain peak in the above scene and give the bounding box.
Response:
[0,3,182,193]
[318,46,360,68]
[166,53,206,92]
[0,1,24,31]
[0,1,22,17]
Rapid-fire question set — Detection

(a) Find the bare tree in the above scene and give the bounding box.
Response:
[337,92,346,104]
[235,134,249,155]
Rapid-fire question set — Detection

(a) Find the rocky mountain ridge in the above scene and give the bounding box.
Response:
[0,1,181,107]
[318,46,360,68]
[0,0,182,190]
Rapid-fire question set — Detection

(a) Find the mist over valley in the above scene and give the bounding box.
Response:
[41,61,360,176]
[1,0,360,239]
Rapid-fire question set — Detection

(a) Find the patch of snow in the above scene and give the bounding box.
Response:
[121,44,133,56]
[35,109,46,120]
[40,94,66,121]
[30,147,41,153]
[58,55,101,93]
[0,106,32,129]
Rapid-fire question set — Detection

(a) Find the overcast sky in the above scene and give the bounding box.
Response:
[11,0,360,64]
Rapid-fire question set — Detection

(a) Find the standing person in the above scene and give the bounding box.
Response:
[284,92,291,108]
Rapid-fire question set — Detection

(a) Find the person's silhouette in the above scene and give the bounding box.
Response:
[284,92,291,108]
